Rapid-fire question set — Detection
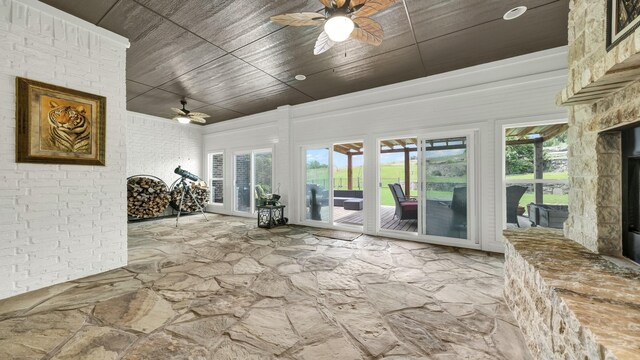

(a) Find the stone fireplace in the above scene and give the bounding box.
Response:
[503,1,640,359]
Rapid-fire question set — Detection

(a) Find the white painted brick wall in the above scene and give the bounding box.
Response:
[0,0,129,300]
[126,112,203,190]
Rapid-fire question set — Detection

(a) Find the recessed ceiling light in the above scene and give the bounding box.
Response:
[295,74,307,81]
[503,6,527,20]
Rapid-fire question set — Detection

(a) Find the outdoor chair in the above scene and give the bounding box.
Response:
[388,183,418,220]
[450,186,467,213]
[309,187,322,221]
[506,185,528,227]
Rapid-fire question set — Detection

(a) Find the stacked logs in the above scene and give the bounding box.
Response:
[170,181,210,212]
[127,176,170,218]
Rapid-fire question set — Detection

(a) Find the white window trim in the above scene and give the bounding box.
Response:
[497,118,569,231]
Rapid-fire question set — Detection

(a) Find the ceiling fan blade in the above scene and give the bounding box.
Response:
[354,0,397,18]
[314,31,336,55]
[189,117,207,124]
[349,0,367,9]
[351,17,384,46]
[335,0,347,7]
[188,112,210,118]
[319,0,332,8]
[271,13,324,26]
[171,108,187,115]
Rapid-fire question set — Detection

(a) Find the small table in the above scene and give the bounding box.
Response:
[343,198,363,210]
[257,205,287,229]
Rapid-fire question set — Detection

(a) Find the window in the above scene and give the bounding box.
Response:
[234,153,252,213]
[504,123,569,228]
[209,152,224,205]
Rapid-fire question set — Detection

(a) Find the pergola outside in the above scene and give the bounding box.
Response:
[333,139,419,195]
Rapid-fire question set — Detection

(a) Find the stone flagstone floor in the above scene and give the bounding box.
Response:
[0,214,532,359]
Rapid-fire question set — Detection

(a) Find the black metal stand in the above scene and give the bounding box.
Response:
[175,177,208,227]
[257,205,287,229]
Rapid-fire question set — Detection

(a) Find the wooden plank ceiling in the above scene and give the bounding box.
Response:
[41,0,569,125]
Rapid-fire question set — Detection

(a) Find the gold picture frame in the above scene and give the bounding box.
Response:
[15,77,106,166]
[607,0,640,50]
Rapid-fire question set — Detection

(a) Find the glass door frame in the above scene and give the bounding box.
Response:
[300,144,334,226]
[299,141,366,230]
[417,130,478,248]
[332,140,365,230]
[232,147,274,215]
[375,136,419,237]
[375,130,479,248]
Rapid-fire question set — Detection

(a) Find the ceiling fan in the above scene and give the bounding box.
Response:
[170,100,209,124]
[271,0,397,55]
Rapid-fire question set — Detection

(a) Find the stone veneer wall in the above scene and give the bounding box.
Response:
[563,0,640,255]
[504,228,640,359]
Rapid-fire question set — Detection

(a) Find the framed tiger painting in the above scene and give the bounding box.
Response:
[15,77,106,166]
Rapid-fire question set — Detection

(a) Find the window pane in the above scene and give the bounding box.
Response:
[333,143,364,227]
[305,148,330,222]
[210,153,223,204]
[505,143,535,180]
[235,154,251,213]
[424,137,468,240]
[542,186,569,205]
[379,138,417,233]
[542,133,568,180]
[254,152,272,212]
[504,124,569,228]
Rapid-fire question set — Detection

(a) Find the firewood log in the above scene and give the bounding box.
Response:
[127,176,170,218]
[169,182,210,212]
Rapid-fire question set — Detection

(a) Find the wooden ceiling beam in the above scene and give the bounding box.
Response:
[342,143,363,151]
[333,145,351,154]
[540,124,569,141]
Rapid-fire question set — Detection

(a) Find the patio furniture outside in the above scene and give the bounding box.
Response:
[389,183,418,220]
[507,185,528,227]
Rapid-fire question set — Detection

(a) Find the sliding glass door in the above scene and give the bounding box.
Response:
[234,153,252,213]
[378,138,418,233]
[333,142,364,228]
[418,133,476,246]
[375,132,476,246]
[304,147,330,223]
[234,149,273,214]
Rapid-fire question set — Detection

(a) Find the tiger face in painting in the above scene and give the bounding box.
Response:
[47,101,91,153]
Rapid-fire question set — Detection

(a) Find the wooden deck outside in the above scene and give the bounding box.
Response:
[334,204,530,234]
[334,205,417,232]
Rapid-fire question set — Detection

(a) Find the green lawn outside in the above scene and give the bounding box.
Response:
[506,172,568,180]
[308,165,569,207]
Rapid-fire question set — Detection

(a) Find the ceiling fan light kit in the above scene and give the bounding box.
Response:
[170,99,210,125]
[271,0,396,55]
[176,116,191,124]
[325,15,355,42]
